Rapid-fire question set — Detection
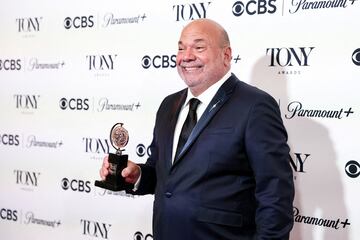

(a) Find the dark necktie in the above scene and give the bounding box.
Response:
[175,98,201,159]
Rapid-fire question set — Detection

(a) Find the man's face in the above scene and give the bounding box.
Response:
[176,23,230,95]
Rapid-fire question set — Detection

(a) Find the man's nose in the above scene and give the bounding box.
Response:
[182,48,196,61]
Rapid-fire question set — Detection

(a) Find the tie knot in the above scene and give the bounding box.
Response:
[189,98,201,112]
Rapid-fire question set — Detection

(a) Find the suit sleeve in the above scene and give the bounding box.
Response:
[127,97,167,195]
[245,94,294,239]
[127,123,158,196]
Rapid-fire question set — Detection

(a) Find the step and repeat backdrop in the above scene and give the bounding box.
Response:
[0,0,359,239]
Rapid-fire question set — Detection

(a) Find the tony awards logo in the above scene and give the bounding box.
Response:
[95,123,131,191]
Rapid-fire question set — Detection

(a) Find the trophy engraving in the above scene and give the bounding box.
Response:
[95,123,132,191]
[110,123,129,154]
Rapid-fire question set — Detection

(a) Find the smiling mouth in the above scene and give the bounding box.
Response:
[182,66,202,72]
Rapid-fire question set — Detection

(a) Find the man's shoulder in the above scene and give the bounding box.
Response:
[156,88,187,113]
[231,75,277,104]
[233,77,264,95]
[165,88,187,100]
[161,88,187,104]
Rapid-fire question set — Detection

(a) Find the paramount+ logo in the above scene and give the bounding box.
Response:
[232,0,277,16]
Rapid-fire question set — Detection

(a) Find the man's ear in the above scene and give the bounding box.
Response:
[224,46,232,67]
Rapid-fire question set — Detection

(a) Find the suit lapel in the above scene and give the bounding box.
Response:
[165,89,187,171]
[172,75,238,166]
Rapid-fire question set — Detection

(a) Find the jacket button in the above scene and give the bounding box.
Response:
[165,192,172,198]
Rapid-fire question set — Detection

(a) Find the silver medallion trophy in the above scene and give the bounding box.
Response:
[95,123,131,191]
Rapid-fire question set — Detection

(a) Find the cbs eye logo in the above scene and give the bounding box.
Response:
[352,48,360,66]
[61,177,91,193]
[59,98,89,110]
[141,55,176,69]
[136,144,151,157]
[232,0,276,16]
[134,231,153,240]
[64,16,94,29]
[345,160,360,178]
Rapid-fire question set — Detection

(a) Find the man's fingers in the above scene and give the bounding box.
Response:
[121,163,140,184]
[121,167,130,178]
[100,167,108,180]
[99,156,110,180]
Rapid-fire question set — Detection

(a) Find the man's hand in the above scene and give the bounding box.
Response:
[100,155,141,184]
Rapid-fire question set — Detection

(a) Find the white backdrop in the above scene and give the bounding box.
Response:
[0,0,359,239]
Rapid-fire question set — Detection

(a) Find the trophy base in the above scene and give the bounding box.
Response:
[95,180,127,191]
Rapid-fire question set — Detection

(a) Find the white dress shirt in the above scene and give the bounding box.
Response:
[172,71,231,162]
[133,70,231,190]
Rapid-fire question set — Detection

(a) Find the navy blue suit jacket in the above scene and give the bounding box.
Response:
[133,74,294,240]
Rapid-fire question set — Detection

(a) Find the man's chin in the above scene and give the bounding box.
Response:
[182,77,201,87]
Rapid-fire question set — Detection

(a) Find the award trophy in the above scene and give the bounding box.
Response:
[95,123,132,191]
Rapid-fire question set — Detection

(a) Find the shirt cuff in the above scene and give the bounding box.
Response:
[132,166,142,192]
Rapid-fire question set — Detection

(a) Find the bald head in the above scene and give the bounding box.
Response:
[181,19,230,48]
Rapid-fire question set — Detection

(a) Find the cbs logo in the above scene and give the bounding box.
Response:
[136,144,151,157]
[142,55,176,69]
[59,98,89,110]
[64,16,94,29]
[0,134,20,146]
[61,178,91,193]
[352,48,360,66]
[0,59,21,71]
[134,231,153,240]
[232,0,276,16]
[0,209,18,221]
[345,160,360,178]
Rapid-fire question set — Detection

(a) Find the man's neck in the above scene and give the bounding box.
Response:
[189,70,231,97]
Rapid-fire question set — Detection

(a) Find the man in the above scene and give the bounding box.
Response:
[100,19,294,240]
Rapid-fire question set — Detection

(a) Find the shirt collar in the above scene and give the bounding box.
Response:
[185,70,232,107]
